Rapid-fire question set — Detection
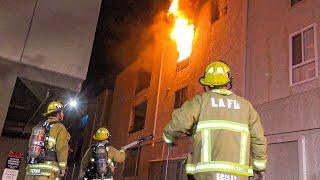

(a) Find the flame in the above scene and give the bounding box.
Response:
[168,0,195,62]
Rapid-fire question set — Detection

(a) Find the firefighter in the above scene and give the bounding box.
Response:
[25,101,71,180]
[80,127,125,180]
[163,61,267,180]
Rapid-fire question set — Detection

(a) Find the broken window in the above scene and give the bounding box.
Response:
[129,101,148,134]
[211,0,228,23]
[291,0,302,6]
[135,70,151,94]
[174,87,188,108]
[290,24,317,85]
[124,147,140,177]
[211,0,219,23]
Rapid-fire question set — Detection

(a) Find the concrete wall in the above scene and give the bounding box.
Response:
[109,0,249,179]
[0,0,101,140]
[0,59,82,135]
[0,0,102,80]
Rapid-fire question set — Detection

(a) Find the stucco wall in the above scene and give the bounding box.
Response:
[247,0,320,179]
[246,0,320,105]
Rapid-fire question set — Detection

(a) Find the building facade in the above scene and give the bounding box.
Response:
[108,0,320,179]
[247,0,320,179]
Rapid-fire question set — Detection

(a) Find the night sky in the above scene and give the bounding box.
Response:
[83,0,169,96]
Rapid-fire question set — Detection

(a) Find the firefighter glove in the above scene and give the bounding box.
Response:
[253,170,265,180]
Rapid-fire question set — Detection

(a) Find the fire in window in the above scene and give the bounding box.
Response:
[129,101,148,134]
[174,87,188,108]
[291,0,302,6]
[290,24,317,85]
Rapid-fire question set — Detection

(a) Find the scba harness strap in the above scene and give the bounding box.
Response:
[84,143,113,179]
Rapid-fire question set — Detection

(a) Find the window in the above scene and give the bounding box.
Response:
[211,0,219,23]
[290,24,318,85]
[129,101,147,134]
[176,59,189,72]
[124,147,140,177]
[148,159,186,180]
[291,0,302,6]
[174,87,188,108]
[135,70,151,94]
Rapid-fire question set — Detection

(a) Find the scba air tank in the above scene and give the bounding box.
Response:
[95,145,108,177]
[28,126,46,164]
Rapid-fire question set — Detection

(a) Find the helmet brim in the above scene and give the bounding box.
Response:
[199,77,231,87]
[199,77,210,86]
[93,135,108,141]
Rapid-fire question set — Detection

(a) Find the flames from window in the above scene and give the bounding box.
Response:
[168,0,195,62]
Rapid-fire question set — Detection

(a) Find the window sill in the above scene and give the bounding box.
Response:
[289,76,318,87]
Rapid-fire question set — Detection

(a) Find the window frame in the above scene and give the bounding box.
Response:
[289,23,318,86]
[174,86,188,109]
[267,134,306,180]
[128,99,148,134]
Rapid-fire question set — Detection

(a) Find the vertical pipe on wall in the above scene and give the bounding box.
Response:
[153,42,167,145]
[19,0,39,63]
[244,0,250,98]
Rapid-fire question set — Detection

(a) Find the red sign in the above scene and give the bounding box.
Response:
[8,151,23,159]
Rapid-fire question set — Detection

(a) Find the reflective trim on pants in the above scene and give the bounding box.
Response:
[163,134,173,144]
[27,161,60,176]
[253,159,267,171]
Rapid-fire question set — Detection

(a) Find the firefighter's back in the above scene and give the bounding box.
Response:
[190,89,253,180]
[25,118,69,180]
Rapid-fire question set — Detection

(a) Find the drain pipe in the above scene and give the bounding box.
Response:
[243,0,250,98]
[153,42,167,144]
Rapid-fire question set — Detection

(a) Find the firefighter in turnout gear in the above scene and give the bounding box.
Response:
[25,101,71,180]
[80,127,125,180]
[163,61,267,180]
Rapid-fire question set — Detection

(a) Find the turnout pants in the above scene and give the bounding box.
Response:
[24,175,57,180]
[190,172,249,180]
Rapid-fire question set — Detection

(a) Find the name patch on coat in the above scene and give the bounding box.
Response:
[216,173,237,180]
[211,98,240,109]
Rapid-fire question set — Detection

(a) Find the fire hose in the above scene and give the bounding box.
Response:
[164,144,171,180]
[121,135,154,150]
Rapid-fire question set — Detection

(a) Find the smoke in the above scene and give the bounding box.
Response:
[104,0,199,71]
[102,0,170,70]
[85,0,200,95]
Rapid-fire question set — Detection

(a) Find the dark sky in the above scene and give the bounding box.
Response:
[83,0,169,96]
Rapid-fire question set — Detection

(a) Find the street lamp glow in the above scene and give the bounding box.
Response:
[69,99,78,108]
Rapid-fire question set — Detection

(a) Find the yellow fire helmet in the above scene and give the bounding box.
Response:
[43,101,64,116]
[93,127,111,141]
[199,61,232,86]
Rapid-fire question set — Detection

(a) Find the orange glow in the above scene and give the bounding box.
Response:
[168,0,195,62]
